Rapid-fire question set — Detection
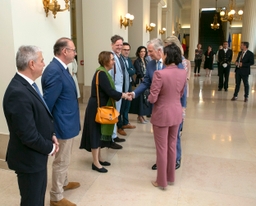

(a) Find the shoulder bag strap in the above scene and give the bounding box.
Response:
[96,71,101,108]
[96,70,115,108]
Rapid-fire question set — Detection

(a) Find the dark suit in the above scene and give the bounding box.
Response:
[218,48,233,90]
[3,73,54,206]
[234,50,254,98]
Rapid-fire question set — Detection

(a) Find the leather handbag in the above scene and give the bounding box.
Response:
[95,71,119,124]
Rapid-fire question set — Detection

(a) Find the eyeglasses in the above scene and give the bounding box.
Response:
[66,48,76,53]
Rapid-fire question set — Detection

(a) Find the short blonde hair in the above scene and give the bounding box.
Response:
[164,36,184,55]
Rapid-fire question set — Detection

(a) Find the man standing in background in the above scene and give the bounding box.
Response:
[218,41,233,91]
[117,42,136,136]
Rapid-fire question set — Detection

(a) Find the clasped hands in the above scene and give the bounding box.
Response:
[51,134,59,156]
[236,62,242,67]
[122,92,133,101]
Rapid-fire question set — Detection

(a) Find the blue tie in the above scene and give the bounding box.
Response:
[32,83,51,113]
[157,61,162,70]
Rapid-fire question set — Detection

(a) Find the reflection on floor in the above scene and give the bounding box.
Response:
[1,68,256,206]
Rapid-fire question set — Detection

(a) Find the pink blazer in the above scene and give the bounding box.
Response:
[148,65,187,127]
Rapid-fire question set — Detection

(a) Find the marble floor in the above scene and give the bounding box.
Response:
[1,68,256,206]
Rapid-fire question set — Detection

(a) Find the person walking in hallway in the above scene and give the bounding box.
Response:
[42,37,80,206]
[3,45,59,206]
[231,41,254,102]
[194,43,203,76]
[218,41,233,91]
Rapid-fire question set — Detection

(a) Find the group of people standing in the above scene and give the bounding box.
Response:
[193,41,254,101]
[3,35,254,205]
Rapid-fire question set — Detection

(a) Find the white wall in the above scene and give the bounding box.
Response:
[82,0,128,86]
[0,0,71,134]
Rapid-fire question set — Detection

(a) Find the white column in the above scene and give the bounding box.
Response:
[188,0,200,61]
[128,0,150,56]
[242,0,256,53]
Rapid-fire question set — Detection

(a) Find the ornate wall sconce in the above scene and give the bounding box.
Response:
[146,23,156,32]
[120,13,134,29]
[42,0,70,18]
[159,28,166,35]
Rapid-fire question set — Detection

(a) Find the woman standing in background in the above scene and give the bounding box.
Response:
[194,43,203,76]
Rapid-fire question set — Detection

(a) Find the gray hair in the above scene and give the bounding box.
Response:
[147,38,164,52]
[164,36,184,55]
[16,45,41,71]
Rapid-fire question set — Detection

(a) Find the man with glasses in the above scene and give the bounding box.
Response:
[42,37,80,206]
[117,42,136,136]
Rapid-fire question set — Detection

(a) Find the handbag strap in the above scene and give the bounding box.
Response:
[95,71,115,108]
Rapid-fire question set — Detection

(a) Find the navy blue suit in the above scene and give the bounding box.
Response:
[3,73,55,206]
[42,58,80,139]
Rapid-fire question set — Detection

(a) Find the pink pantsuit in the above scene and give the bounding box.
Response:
[148,65,187,187]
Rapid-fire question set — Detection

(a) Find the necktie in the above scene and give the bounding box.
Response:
[157,61,162,70]
[32,83,50,113]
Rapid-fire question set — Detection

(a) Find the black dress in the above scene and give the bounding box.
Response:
[80,71,122,152]
[129,58,152,116]
[204,50,215,70]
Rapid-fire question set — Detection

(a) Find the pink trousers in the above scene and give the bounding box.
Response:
[153,124,179,187]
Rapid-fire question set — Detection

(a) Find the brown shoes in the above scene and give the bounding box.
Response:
[63,182,80,191]
[122,123,136,129]
[117,128,127,136]
[50,198,76,206]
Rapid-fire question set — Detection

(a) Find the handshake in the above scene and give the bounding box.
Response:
[122,92,135,101]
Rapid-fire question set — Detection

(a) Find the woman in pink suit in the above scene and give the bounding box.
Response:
[148,44,187,189]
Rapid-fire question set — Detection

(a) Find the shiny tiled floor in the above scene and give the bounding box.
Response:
[1,68,256,206]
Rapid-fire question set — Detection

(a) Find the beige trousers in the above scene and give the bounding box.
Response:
[50,138,74,201]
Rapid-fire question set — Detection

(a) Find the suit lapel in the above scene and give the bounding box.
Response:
[15,74,53,117]
[53,58,77,94]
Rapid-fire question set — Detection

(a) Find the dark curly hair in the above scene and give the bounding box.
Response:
[163,43,182,65]
[135,46,148,58]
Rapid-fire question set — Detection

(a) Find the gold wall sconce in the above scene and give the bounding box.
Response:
[42,0,70,18]
[120,13,134,29]
[159,28,166,35]
[146,23,156,32]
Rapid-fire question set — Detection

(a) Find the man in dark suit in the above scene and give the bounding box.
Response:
[42,37,80,206]
[117,42,136,136]
[218,41,233,91]
[231,41,254,102]
[3,45,59,206]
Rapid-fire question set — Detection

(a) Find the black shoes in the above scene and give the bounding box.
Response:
[151,161,181,170]
[99,161,111,166]
[231,96,237,101]
[175,160,181,170]
[114,136,126,142]
[218,88,222,91]
[225,89,228,92]
[109,142,123,149]
[92,163,108,173]
[244,98,248,102]
[151,164,157,170]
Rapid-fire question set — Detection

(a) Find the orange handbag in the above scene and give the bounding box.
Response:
[95,71,119,124]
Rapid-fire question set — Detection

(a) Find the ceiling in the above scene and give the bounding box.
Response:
[181,0,245,9]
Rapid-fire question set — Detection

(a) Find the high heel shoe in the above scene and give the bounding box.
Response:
[151,181,166,190]
[137,116,147,124]
[92,163,108,173]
